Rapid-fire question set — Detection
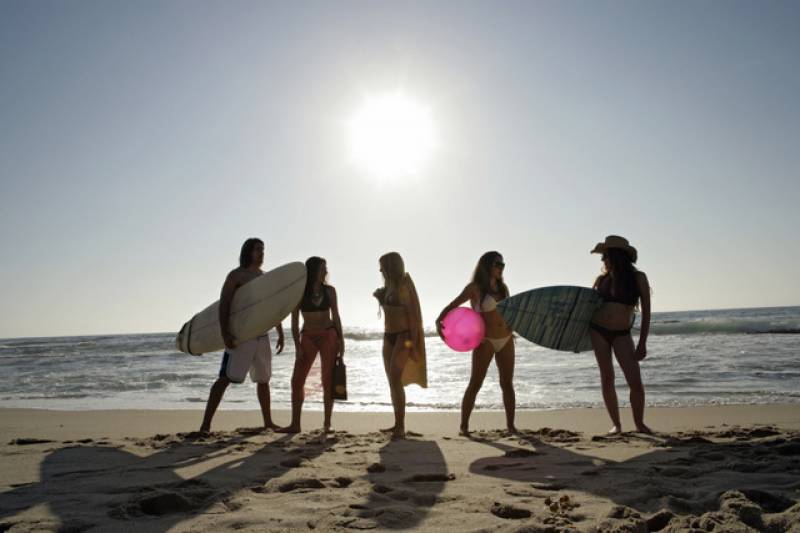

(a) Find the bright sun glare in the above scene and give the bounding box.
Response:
[347,92,436,179]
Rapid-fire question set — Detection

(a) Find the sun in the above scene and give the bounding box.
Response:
[347,92,437,179]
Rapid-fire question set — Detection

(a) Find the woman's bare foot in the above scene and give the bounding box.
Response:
[391,427,406,439]
[276,425,300,433]
[607,425,622,435]
[634,424,653,434]
[323,425,333,434]
[198,425,210,435]
[506,425,519,435]
[459,424,470,437]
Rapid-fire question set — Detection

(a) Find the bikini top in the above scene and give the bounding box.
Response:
[473,293,499,313]
[382,284,409,308]
[300,287,331,313]
[596,275,639,306]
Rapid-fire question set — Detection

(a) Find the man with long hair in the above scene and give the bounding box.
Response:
[199,238,285,433]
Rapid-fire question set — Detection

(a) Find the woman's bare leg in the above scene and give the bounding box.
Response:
[387,334,411,438]
[380,337,397,433]
[613,334,649,433]
[460,342,494,435]
[494,339,517,433]
[277,337,318,433]
[319,332,337,433]
[591,329,621,433]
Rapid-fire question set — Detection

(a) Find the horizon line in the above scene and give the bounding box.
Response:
[1,303,798,342]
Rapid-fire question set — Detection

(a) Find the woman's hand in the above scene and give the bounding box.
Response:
[337,338,345,359]
[435,316,446,340]
[635,341,647,361]
[406,336,419,361]
[276,334,285,355]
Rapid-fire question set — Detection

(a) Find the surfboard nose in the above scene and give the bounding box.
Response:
[175,322,187,352]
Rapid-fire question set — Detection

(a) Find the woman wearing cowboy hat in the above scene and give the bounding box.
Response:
[589,235,652,435]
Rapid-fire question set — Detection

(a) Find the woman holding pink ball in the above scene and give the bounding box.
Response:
[436,251,516,436]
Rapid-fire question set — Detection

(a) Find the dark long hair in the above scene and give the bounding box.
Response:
[472,251,509,302]
[239,238,264,268]
[595,248,639,304]
[303,256,328,303]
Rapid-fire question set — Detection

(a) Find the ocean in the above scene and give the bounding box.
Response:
[1,306,798,412]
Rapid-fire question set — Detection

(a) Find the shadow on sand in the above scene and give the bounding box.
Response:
[0,429,334,532]
[467,427,800,530]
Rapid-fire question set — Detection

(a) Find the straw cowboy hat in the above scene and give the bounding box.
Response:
[590,235,638,263]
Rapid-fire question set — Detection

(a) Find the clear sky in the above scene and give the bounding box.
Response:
[2,1,799,338]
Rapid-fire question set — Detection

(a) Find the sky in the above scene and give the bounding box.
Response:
[1,0,799,338]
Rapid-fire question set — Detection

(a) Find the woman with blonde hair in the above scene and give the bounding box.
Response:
[373,252,427,439]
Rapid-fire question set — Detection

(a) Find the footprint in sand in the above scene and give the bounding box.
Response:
[483,461,525,471]
[522,428,583,444]
[366,463,386,473]
[8,438,54,445]
[654,489,800,532]
[109,479,217,518]
[280,457,307,468]
[504,448,540,458]
[372,484,393,494]
[403,473,455,483]
[341,507,417,529]
[490,502,531,519]
[504,486,541,498]
[530,481,565,491]
[334,476,354,488]
[378,487,437,506]
[277,478,326,492]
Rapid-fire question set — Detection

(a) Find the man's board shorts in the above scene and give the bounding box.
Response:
[219,334,272,384]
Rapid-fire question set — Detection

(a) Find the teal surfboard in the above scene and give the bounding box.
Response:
[497,286,602,353]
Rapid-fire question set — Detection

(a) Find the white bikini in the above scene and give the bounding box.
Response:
[473,294,513,352]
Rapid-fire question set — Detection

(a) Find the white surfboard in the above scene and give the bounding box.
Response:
[175,262,306,355]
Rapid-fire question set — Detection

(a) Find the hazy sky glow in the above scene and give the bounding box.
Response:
[348,91,437,179]
[1,1,799,338]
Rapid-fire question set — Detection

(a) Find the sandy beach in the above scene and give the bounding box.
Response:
[1,405,799,532]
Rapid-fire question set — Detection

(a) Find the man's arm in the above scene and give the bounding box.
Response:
[219,271,240,350]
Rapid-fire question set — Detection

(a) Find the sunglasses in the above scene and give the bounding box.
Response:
[493,261,505,269]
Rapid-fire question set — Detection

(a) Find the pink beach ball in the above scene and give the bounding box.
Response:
[441,307,485,352]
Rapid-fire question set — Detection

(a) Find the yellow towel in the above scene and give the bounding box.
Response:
[399,274,427,388]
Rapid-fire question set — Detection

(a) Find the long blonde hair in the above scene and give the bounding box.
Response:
[375,252,427,387]
[378,252,406,305]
